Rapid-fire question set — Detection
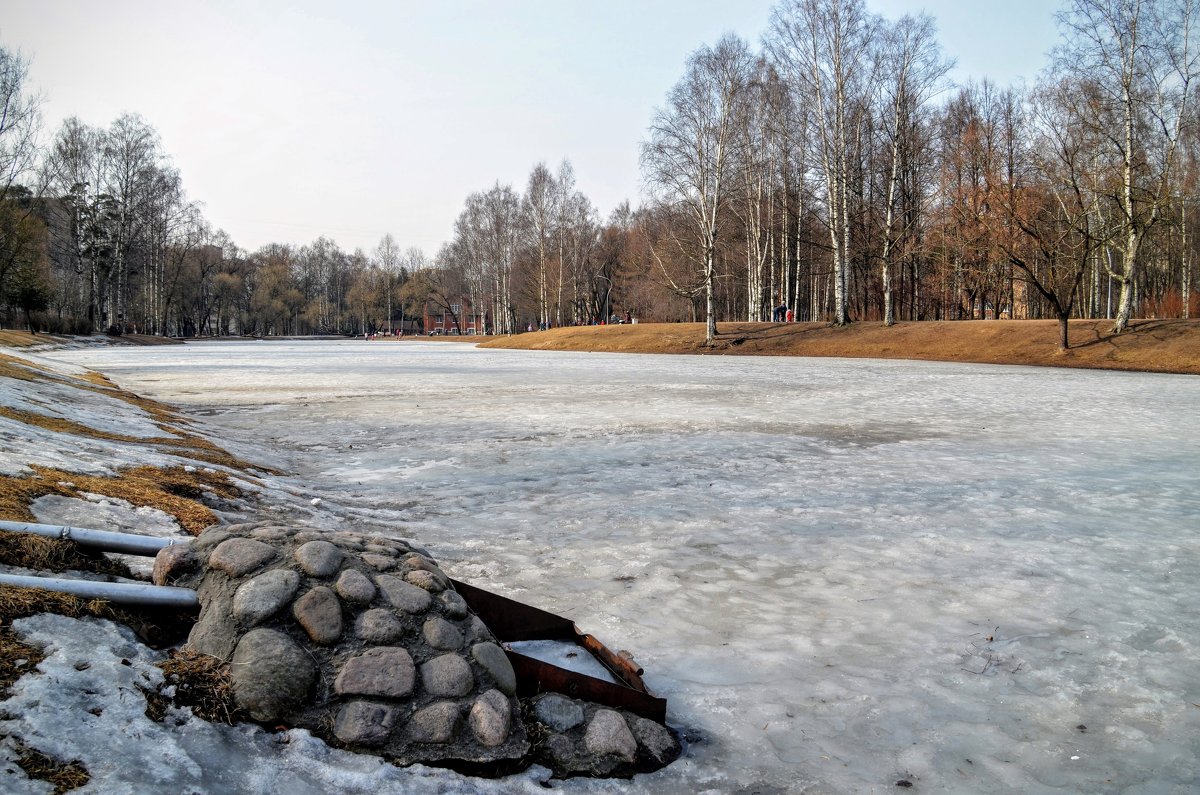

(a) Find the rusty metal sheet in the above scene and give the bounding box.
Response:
[505,649,667,723]
[451,577,668,723]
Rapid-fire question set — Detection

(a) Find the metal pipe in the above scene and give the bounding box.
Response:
[0,573,198,608]
[0,521,178,556]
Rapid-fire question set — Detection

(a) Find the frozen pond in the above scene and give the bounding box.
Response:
[50,340,1200,793]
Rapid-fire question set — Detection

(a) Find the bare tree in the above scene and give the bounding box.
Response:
[522,163,559,326]
[0,44,44,317]
[374,234,401,334]
[874,13,952,325]
[769,0,878,325]
[1055,0,1200,332]
[730,58,780,322]
[0,45,42,203]
[995,80,1104,349]
[642,33,755,345]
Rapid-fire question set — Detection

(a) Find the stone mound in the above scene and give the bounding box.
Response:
[154,522,680,777]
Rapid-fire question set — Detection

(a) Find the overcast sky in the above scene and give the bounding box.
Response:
[5,0,1059,258]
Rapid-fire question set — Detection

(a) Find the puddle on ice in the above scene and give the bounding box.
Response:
[43,341,1200,794]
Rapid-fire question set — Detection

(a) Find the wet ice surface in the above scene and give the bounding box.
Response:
[48,340,1200,793]
[507,641,619,684]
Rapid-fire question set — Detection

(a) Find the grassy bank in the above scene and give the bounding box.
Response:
[480,319,1200,375]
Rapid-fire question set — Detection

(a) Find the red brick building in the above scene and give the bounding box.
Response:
[423,298,489,335]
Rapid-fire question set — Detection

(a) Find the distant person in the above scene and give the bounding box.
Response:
[624,311,632,324]
[786,308,794,323]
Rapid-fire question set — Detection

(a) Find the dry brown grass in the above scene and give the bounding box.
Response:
[0,533,134,578]
[0,586,117,625]
[0,403,270,474]
[156,647,244,725]
[0,330,51,348]
[480,319,1200,374]
[0,628,45,695]
[0,582,194,641]
[10,742,90,794]
[3,353,274,475]
[0,406,138,443]
[0,352,58,382]
[0,465,238,536]
[2,350,275,474]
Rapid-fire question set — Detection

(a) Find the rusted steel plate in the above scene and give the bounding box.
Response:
[505,649,667,723]
[452,578,574,640]
[451,578,668,723]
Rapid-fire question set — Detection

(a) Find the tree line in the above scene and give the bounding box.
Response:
[2,0,1197,347]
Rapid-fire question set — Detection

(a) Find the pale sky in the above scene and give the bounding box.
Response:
[4,0,1059,258]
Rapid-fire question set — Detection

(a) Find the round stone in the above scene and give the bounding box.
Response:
[438,590,469,619]
[152,543,197,586]
[423,617,464,651]
[292,586,343,644]
[233,568,301,626]
[420,653,474,697]
[377,575,433,613]
[335,568,377,604]
[405,569,445,593]
[355,609,406,643]
[362,554,397,571]
[471,642,516,695]
[542,733,575,768]
[364,544,399,557]
[334,647,416,698]
[209,538,277,577]
[534,693,585,732]
[188,591,238,660]
[332,532,366,551]
[334,701,399,747]
[219,522,261,534]
[191,528,232,552]
[230,628,316,722]
[583,710,637,763]
[469,689,512,747]
[294,540,343,577]
[250,525,294,541]
[402,554,439,572]
[464,615,493,644]
[629,715,680,764]
[409,701,462,744]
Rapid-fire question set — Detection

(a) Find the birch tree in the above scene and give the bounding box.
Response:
[1055,0,1200,333]
[374,233,401,333]
[522,163,558,327]
[0,45,44,316]
[874,13,952,325]
[0,45,42,204]
[642,33,754,345]
[769,0,877,325]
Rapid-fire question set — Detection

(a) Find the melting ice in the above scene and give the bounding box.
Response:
[33,340,1200,793]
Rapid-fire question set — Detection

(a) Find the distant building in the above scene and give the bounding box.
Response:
[423,298,489,335]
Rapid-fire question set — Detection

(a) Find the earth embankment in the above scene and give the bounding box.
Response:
[479,319,1200,375]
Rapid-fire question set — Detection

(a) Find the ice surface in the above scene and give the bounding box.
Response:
[30,494,190,577]
[0,351,191,477]
[0,353,164,439]
[29,340,1200,793]
[507,640,619,684]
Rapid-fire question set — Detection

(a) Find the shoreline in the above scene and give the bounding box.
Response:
[5,317,1198,375]
[479,319,1200,375]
